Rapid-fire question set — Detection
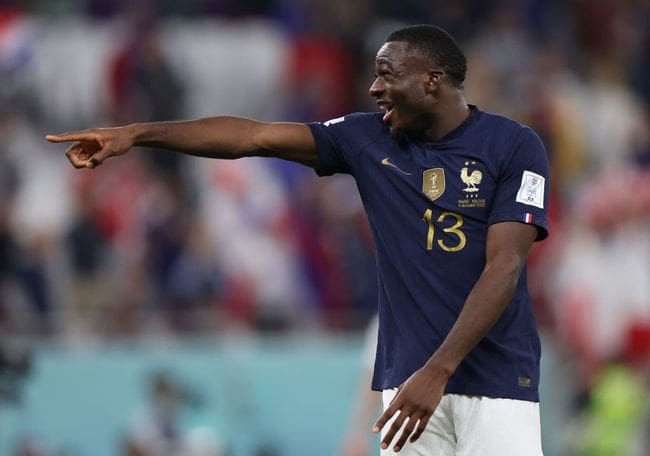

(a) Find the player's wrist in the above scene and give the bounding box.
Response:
[423,356,456,380]
[126,123,149,146]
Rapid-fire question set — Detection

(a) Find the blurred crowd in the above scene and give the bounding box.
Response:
[0,0,649,453]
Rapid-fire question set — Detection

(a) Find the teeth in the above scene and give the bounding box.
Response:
[383,107,394,123]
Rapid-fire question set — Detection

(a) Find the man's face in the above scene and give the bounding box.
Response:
[369,41,433,137]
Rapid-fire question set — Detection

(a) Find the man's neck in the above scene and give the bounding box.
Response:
[421,95,470,142]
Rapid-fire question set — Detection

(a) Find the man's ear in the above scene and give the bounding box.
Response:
[425,70,445,93]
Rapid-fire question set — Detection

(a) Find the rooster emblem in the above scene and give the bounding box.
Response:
[461,161,482,193]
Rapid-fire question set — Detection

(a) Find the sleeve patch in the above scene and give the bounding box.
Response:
[515,170,545,208]
[323,116,345,126]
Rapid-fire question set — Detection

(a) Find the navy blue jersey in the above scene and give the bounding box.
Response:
[308,106,549,401]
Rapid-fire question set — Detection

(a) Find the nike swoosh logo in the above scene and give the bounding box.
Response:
[381,158,412,175]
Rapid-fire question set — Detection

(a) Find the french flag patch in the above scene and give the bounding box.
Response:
[523,213,533,224]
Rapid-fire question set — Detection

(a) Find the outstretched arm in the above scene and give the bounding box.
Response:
[46,117,320,169]
[373,221,538,452]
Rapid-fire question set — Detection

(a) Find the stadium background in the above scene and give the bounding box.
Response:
[0,0,648,454]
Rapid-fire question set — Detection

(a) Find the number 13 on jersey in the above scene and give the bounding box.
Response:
[422,209,467,252]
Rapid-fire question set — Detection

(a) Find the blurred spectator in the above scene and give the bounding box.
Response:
[142,173,223,333]
[0,112,20,330]
[197,158,311,331]
[548,167,650,380]
[108,1,184,126]
[581,57,646,171]
[574,364,649,456]
[0,6,37,116]
[124,371,223,456]
[284,33,354,121]
[107,1,186,173]
[62,181,110,336]
[0,112,60,335]
[291,176,377,329]
[467,1,534,119]
[0,339,31,406]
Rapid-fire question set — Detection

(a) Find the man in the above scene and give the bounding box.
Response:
[47,25,548,455]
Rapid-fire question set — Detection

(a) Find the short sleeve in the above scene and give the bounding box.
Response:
[488,127,550,241]
[308,113,382,177]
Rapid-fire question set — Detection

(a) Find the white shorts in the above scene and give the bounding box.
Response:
[380,389,544,456]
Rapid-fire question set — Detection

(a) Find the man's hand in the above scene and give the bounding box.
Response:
[46,127,135,169]
[372,364,448,452]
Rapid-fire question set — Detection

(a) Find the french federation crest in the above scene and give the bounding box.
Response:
[422,168,446,201]
[461,161,483,193]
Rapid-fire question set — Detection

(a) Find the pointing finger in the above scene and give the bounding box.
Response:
[46,132,100,143]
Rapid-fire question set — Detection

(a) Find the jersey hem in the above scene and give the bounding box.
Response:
[372,384,539,402]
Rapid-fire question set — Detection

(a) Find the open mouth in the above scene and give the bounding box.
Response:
[378,102,395,123]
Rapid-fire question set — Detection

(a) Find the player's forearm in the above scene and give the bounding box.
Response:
[48,115,318,169]
[129,116,265,159]
[424,257,523,378]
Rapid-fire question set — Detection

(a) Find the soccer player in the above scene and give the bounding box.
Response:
[47,25,549,455]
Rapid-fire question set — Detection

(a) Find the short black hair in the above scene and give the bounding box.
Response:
[387,25,467,88]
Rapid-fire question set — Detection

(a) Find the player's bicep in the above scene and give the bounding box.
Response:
[251,122,320,168]
[484,222,537,275]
